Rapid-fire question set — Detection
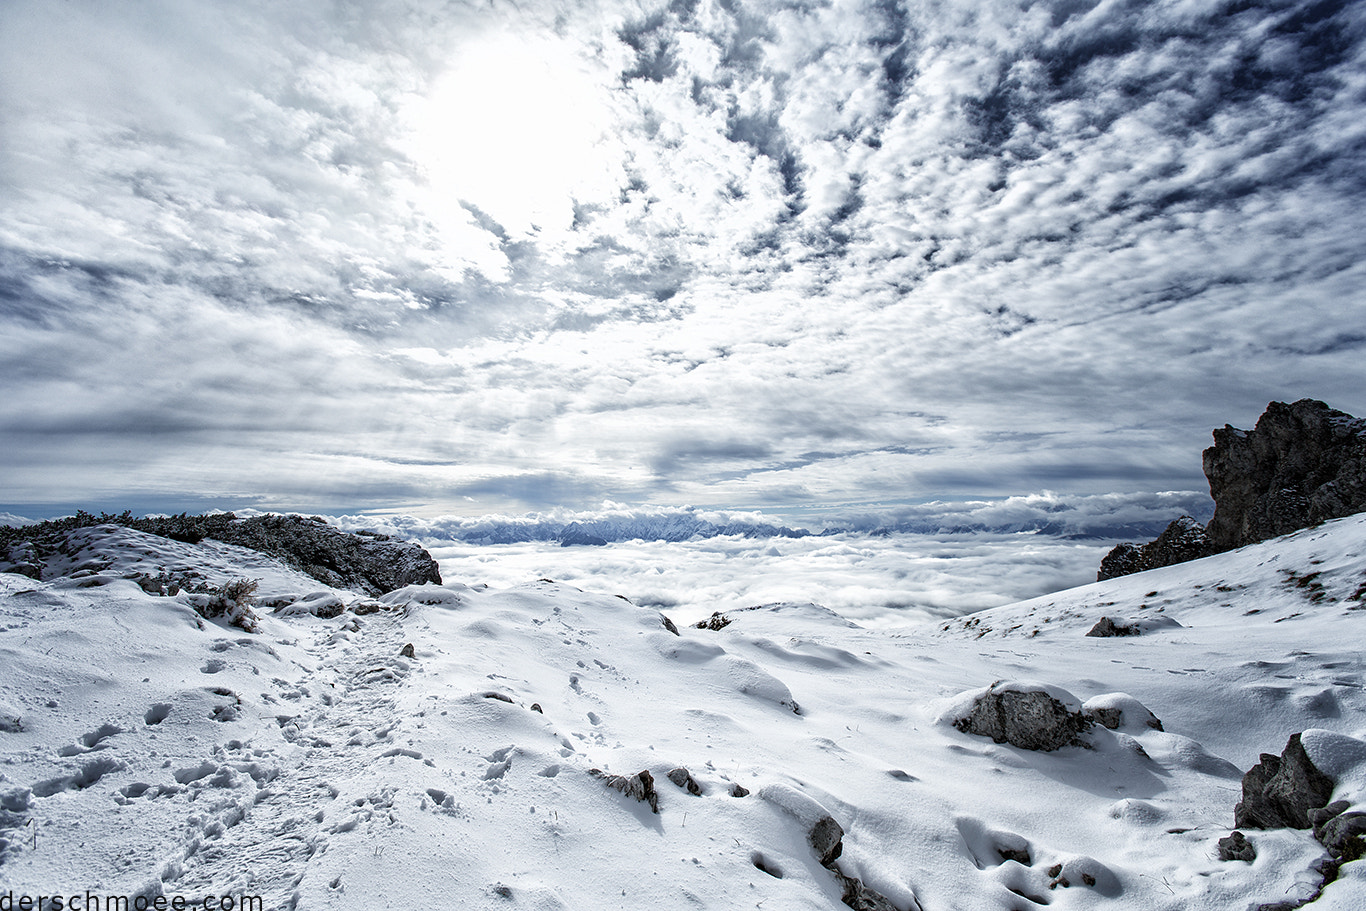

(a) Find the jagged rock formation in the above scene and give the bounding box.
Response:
[589,768,660,813]
[1204,399,1366,550]
[1234,732,1334,830]
[1097,516,1212,581]
[1100,399,1366,580]
[1231,731,1366,909]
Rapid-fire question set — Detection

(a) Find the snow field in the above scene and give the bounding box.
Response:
[2,517,1366,908]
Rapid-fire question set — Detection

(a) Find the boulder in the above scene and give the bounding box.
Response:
[1217,830,1257,862]
[666,767,702,796]
[808,814,845,866]
[1234,733,1335,830]
[1085,617,1140,638]
[952,682,1091,752]
[211,515,442,596]
[1316,811,1366,861]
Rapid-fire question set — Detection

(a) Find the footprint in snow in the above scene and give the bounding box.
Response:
[58,723,123,755]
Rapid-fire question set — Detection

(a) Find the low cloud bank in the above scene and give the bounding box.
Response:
[422,531,1117,628]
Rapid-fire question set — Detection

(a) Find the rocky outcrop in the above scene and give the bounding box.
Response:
[1097,516,1212,581]
[1231,731,1366,909]
[1099,400,1366,580]
[1205,399,1366,550]
[1234,733,1335,830]
[0,511,442,596]
[210,515,441,596]
[952,682,1091,752]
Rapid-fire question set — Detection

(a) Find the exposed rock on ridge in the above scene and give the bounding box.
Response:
[1099,399,1366,580]
[0,511,442,596]
[210,514,441,597]
[1097,515,1212,581]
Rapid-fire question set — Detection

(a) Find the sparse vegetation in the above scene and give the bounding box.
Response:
[187,578,261,632]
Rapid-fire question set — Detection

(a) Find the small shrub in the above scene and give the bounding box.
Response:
[189,578,261,632]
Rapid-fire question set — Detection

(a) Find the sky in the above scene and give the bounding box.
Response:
[2,0,1364,520]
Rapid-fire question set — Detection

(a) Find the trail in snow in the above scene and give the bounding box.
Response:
[164,609,417,905]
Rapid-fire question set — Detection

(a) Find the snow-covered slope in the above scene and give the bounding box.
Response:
[2,518,1366,909]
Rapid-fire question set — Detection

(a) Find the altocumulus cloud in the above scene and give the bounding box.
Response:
[1,0,1364,516]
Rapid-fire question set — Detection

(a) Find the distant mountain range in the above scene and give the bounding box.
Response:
[328,500,1204,547]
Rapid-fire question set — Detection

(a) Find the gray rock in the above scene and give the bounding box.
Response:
[831,867,903,911]
[804,815,908,910]
[1098,516,1213,581]
[1087,707,1123,729]
[694,612,732,630]
[1217,830,1257,862]
[954,683,1091,752]
[1308,799,1351,831]
[1086,617,1140,637]
[1311,801,1366,861]
[590,769,659,813]
[1318,812,1366,861]
[399,643,415,658]
[730,783,750,797]
[808,814,844,866]
[666,767,702,795]
[1234,733,1335,830]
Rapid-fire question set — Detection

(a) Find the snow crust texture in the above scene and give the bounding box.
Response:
[3,515,1366,909]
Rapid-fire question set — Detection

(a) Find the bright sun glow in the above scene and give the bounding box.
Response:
[404,34,621,267]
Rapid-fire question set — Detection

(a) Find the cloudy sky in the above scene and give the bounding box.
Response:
[2,0,1364,519]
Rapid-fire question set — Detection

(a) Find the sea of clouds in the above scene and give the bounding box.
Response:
[330,490,1213,626]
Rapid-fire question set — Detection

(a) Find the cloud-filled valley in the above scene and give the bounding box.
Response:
[2,0,1364,515]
